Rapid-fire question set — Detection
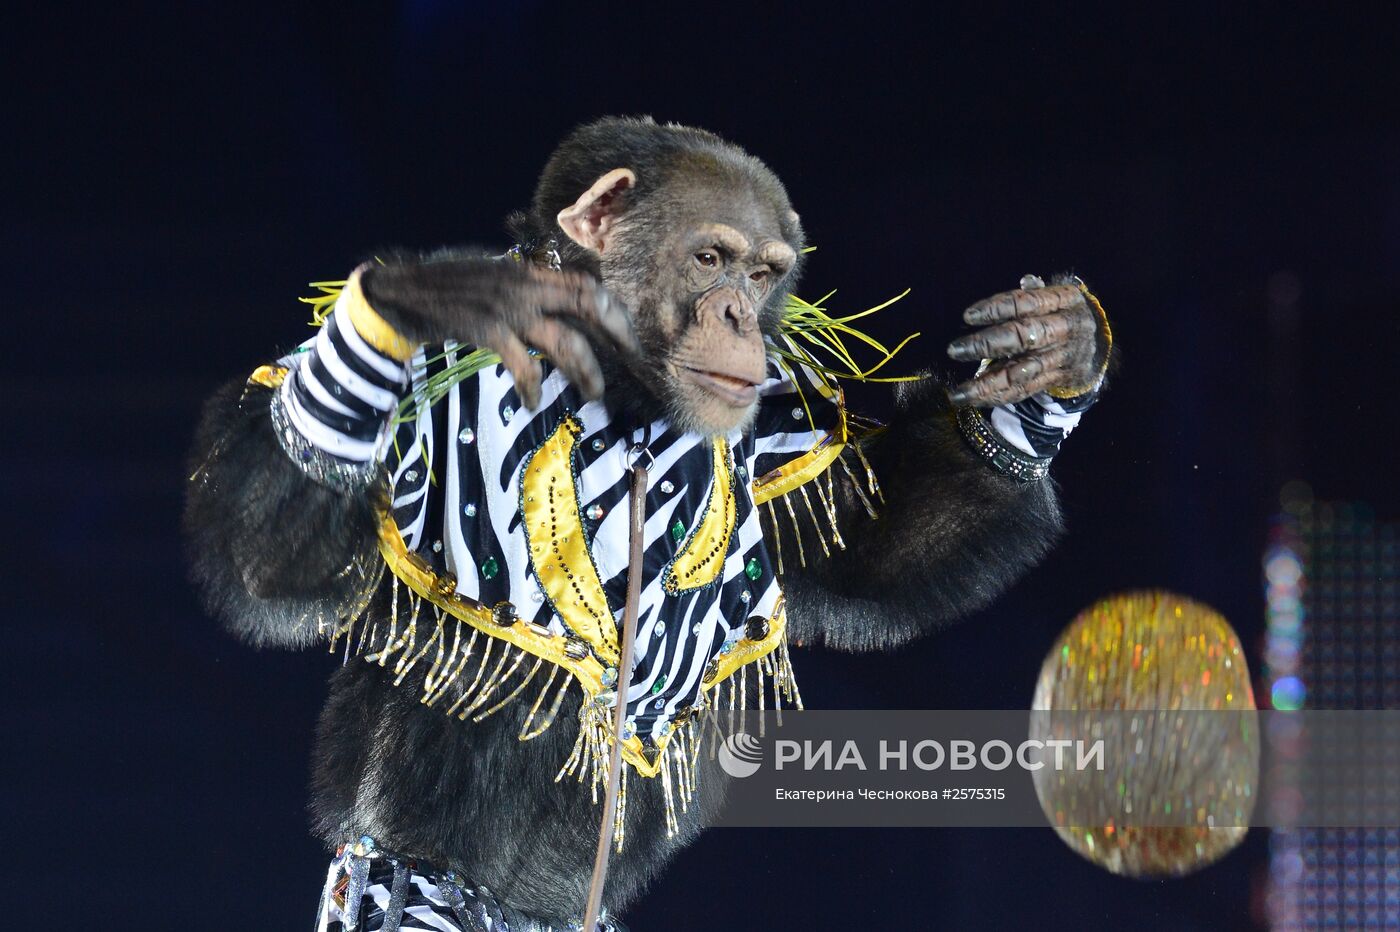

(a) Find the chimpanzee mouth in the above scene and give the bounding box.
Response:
[678,366,761,406]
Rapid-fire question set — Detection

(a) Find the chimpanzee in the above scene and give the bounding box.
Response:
[185,115,1111,930]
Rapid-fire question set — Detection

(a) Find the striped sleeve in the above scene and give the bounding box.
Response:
[986,384,1099,459]
[276,296,411,466]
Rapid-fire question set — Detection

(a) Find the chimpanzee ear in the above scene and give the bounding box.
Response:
[556,168,636,254]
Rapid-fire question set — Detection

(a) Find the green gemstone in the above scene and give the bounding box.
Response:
[481,556,499,580]
[671,519,686,543]
[650,674,668,695]
[745,557,762,581]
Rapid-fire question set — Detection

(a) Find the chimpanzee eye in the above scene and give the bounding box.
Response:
[694,251,719,268]
[750,268,770,285]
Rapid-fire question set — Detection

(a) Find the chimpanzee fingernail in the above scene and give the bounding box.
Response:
[947,388,970,405]
[947,339,974,360]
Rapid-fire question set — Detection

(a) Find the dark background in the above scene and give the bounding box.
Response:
[7,3,1399,929]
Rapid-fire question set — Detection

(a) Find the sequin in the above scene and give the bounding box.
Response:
[591,438,606,452]
[586,503,605,521]
[1030,590,1259,879]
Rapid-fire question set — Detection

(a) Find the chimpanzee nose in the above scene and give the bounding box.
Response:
[717,290,757,335]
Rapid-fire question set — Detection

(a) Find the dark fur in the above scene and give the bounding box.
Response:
[184,117,1079,921]
[778,376,1064,651]
[184,379,381,649]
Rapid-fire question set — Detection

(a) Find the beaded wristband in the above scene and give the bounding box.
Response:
[269,384,383,493]
[956,405,1053,482]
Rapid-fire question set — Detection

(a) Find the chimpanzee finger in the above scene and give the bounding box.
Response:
[947,345,1076,407]
[524,268,641,356]
[963,284,1084,326]
[524,317,606,401]
[480,320,544,410]
[947,311,1078,362]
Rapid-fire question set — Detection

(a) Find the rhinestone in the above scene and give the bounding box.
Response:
[601,667,618,687]
[458,427,476,444]
[740,590,751,603]
[736,465,747,480]
[502,405,514,423]
[671,519,686,543]
[746,616,770,640]
[658,721,673,737]
[692,622,703,635]
[591,437,606,452]
[432,539,443,553]
[660,480,675,494]
[791,407,803,420]
[481,556,499,580]
[650,674,668,694]
[620,720,636,740]
[745,558,762,581]
[653,697,666,710]
[463,503,477,517]
[405,469,419,482]
[586,503,605,521]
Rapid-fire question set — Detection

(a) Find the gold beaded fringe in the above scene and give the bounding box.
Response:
[324,573,803,852]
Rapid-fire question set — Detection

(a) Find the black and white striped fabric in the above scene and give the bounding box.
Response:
[386,351,834,743]
[314,845,623,932]
[985,384,1101,460]
[277,307,838,744]
[277,300,410,464]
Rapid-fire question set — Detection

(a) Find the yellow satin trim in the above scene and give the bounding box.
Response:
[247,364,288,389]
[520,415,620,666]
[663,439,736,594]
[701,601,787,690]
[376,505,606,692]
[343,269,418,362]
[751,434,846,505]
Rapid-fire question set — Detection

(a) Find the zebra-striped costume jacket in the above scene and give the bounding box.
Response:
[266,289,855,789]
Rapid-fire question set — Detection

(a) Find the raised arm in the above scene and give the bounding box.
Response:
[772,277,1112,651]
[183,258,637,648]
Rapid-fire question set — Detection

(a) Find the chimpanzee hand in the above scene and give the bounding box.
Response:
[360,257,641,410]
[945,276,1106,406]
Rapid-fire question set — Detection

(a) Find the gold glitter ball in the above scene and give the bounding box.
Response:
[1030,590,1259,878]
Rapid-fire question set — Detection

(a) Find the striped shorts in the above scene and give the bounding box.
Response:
[314,841,625,932]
